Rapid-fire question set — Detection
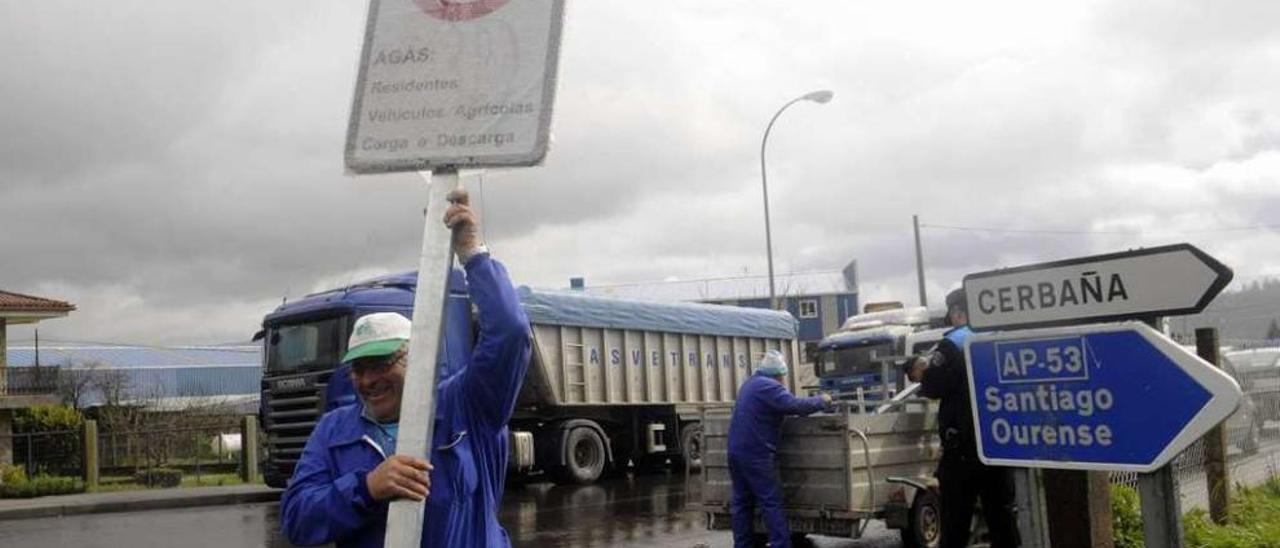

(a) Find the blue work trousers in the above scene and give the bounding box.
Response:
[729,456,790,548]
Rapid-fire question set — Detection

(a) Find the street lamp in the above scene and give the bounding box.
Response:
[760,89,833,309]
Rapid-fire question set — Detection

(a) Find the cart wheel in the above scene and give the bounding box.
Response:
[903,489,941,548]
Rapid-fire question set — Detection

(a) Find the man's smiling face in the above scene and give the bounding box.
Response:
[351,346,407,422]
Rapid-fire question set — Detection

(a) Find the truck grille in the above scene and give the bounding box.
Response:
[265,370,334,473]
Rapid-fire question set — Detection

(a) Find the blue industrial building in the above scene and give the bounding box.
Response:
[5,343,261,410]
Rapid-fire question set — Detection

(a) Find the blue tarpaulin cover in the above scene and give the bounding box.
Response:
[518,287,796,340]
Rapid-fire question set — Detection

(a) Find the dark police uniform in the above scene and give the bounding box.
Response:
[915,324,1020,547]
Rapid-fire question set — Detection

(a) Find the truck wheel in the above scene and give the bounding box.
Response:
[264,469,288,489]
[677,423,703,472]
[551,427,607,485]
[902,489,941,548]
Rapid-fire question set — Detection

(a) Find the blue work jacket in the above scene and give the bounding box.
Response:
[281,254,532,548]
[727,372,828,463]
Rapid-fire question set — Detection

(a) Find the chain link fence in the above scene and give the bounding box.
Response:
[3,415,255,489]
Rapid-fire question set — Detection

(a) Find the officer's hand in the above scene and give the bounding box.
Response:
[906,357,927,383]
[820,393,834,407]
[366,455,433,502]
[443,189,483,260]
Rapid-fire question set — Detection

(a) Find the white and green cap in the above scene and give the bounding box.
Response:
[343,312,411,363]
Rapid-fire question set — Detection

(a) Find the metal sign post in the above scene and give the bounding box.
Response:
[385,168,460,547]
[343,2,566,546]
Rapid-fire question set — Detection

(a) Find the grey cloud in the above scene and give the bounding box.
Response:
[3,1,1279,346]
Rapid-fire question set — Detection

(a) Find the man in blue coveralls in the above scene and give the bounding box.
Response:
[281,189,532,548]
[728,349,833,547]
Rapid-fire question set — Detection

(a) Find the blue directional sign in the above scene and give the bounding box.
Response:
[965,322,1242,472]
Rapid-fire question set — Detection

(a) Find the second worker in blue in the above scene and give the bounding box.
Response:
[727,349,834,547]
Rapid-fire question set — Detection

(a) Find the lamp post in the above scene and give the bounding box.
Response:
[760,89,833,309]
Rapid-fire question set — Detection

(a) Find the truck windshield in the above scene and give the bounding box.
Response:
[266,316,348,373]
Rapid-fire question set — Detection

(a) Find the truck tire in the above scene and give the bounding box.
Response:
[264,468,288,489]
[676,423,703,472]
[902,489,941,548]
[551,426,607,485]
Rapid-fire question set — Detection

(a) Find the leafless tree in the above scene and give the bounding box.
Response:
[57,360,102,409]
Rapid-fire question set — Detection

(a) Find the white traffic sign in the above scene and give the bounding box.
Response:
[346,0,566,173]
[964,243,1232,332]
[965,322,1242,472]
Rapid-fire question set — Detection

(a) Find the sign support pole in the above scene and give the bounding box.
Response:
[385,167,461,548]
[1138,467,1185,547]
[1013,468,1051,548]
[1043,469,1114,547]
[1137,315,1185,548]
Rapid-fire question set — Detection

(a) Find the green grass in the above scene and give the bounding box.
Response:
[1113,477,1280,548]
[1183,477,1280,548]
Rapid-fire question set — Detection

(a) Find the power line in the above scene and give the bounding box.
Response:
[920,222,1280,236]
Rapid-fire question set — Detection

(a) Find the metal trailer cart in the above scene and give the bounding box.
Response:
[691,321,952,548]
[694,385,944,547]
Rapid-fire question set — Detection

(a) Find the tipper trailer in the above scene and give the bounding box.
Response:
[258,270,802,487]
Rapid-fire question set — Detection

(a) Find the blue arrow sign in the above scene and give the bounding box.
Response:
[965,322,1242,472]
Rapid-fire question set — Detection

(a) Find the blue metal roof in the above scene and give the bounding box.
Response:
[517,287,797,339]
[7,345,258,369]
[6,345,261,405]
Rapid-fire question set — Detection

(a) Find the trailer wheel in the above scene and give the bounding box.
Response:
[903,489,941,548]
[677,423,703,472]
[551,426,607,485]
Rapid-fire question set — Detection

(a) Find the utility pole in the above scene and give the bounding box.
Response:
[913,215,927,307]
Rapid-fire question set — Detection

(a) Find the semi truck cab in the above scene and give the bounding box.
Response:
[814,306,942,409]
[257,270,472,488]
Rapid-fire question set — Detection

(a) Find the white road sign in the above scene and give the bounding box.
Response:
[345,0,566,173]
[963,243,1233,331]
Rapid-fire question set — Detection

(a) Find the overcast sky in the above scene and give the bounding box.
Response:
[3,0,1279,346]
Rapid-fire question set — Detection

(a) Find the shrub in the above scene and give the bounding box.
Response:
[0,475,84,498]
[0,463,26,486]
[135,467,183,488]
[1110,484,1144,548]
[13,405,83,433]
[12,405,83,477]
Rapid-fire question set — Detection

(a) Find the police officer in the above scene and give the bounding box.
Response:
[906,288,1019,547]
[727,350,833,548]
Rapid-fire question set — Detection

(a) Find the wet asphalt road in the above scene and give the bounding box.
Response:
[0,471,899,548]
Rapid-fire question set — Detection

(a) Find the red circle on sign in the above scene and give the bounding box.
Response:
[414,0,510,22]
